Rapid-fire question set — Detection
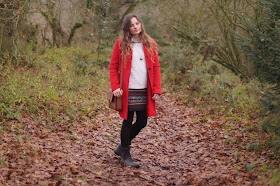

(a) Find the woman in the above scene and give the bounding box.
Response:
[109,14,161,168]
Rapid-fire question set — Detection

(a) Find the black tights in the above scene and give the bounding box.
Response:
[121,110,147,148]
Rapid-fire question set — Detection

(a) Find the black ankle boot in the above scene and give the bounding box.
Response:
[121,147,140,168]
[114,144,122,157]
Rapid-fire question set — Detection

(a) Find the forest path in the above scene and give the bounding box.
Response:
[0,93,273,185]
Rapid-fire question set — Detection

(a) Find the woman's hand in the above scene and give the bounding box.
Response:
[113,88,123,97]
[152,93,160,100]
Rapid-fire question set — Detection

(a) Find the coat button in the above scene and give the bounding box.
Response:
[147,55,149,58]
[149,68,151,70]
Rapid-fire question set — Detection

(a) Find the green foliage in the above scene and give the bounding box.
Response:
[271,136,280,158]
[161,42,262,119]
[161,40,197,89]
[0,159,7,167]
[85,0,117,65]
[246,164,257,172]
[158,0,279,157]
[235,0,280,155]
[269,169,280,185]
[0,45,108,125]
[246,142,262,151]
[236,1,280,86]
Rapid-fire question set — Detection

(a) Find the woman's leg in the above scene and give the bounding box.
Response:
[119,111,140,168]
[121,111,134,148]
[115,111,134,156]
[130,110,147,141]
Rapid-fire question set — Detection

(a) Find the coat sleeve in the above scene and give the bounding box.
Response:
[109,39,121,91]
[153,41,161,95]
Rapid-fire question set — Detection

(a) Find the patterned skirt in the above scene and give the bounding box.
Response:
[128,89,147,111]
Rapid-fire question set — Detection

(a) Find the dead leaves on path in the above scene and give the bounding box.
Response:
[0,93,277,185]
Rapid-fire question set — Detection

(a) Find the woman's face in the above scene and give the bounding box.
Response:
[129,17,142,37]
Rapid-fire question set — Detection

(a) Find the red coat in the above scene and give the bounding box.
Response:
[109,39,161,120]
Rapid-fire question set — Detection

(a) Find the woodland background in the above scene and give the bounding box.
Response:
[0,0,280,185]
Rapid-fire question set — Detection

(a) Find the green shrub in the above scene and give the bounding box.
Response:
[161,40,200,90]
[0,45,109,126]
[235,0,280,155]
[161,42,262,119]
[269,169,280,185]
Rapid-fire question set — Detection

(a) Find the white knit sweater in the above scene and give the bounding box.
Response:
[128,42,148,89]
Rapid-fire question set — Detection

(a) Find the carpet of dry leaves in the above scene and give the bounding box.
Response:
[0,93,278,185]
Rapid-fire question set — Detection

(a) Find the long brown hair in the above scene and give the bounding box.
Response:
[120,14,156,63]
